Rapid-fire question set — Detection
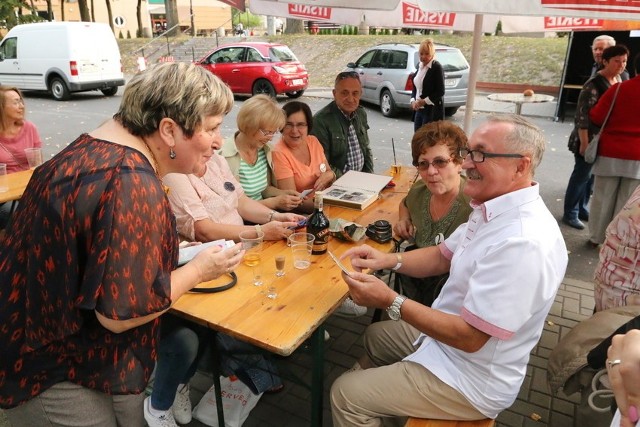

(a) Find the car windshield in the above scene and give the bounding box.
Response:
[269,46,298,62]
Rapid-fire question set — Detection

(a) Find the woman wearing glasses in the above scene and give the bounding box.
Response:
[220,94,303,211]
[0,86,42,228]
[393,121,471,306]
[272,101,336,213]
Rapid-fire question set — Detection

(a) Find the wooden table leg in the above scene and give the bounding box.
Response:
[310,325,325,427]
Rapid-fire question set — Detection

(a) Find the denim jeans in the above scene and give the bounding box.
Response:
[563,153,593,221]
[151,315,208,410]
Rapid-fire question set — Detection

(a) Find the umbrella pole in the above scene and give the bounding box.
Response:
[464,13,484,134]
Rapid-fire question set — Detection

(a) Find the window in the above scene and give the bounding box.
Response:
[0,38,17,60]
[355,50,376,68]
[387,50,408,69]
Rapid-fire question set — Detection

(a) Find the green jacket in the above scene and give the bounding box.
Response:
[310,101,373,179]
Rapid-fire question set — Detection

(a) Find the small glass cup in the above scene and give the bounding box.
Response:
[267,285,277,299]
[239,229,264,286]
[390,164,401,175]
[24,148,43,169]
[275,255,286,277]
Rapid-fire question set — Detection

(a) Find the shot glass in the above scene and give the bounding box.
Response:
[275,255,286,277]
[239,229,264,286]
[267,285,278,299]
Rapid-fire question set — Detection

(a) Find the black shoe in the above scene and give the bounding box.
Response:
[579,212,590,222]
[562,217,585,230]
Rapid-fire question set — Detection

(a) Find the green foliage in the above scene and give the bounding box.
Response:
[231,10,262,28]
[353,26,358,35]
[347,26,353,35]
[0,0,43,29]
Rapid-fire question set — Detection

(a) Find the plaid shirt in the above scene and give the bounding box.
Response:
[342,111,365,173]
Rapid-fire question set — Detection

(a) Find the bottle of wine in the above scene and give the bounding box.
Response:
[307,191,330,255]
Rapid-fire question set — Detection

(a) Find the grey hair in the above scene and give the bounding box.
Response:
[113,62,234,138]
[485,114,546,176]
[593,35,616,48]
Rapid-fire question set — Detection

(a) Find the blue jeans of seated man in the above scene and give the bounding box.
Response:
[151,315,209,411]
[563,153,593,221]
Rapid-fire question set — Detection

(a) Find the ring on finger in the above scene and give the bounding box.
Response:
[607,359,622,368]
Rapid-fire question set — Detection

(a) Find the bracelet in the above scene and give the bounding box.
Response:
[392,253,402,271]
[254,224,263,236]
[268,210,277,222]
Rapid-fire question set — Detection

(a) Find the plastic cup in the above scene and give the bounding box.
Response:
[288,232,314,270]
[390,164,401,175]
[0,163,7,192]
[239,229,264,285]
[24,148,43,169]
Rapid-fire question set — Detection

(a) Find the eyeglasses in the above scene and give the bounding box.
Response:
[259,129,277,137]
[415,158,452,171]
[459,148,524,163]
[283,122,308,130]
[7,99,24,107]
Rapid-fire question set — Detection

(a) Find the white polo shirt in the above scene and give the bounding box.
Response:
[404,183,568,418]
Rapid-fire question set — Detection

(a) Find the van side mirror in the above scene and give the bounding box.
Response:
[0,53,4,61]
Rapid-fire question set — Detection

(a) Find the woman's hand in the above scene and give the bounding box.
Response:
[188,242,244,283]
[342,244,396,272]
[313,170,335,191]
[261,220,298,240]
[273,193,303,211]
[607,330,640,427]
[394,218,415,240]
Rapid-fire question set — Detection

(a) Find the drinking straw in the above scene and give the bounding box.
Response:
[391,138,397,165]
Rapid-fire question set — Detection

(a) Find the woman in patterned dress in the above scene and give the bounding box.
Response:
[0,62,244,426]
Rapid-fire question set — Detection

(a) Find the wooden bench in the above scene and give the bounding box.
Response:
[405,418,495,427]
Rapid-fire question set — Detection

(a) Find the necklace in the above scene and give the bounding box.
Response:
[140,138,170,195]
[429,192,456,221]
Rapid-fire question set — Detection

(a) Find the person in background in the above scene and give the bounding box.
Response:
[272,101,336,213]
[311,71,374,179]
[588,52,640,247]
[606,329,640,427]
[563,45,629,230]
[0,62,244,426]
[330,115,567,426]
[410,38,445,132]
[590,35,629,81]
[220,94,302,212]
[0,86,42,228]
[594,184,640,312]
[393,121,471,306]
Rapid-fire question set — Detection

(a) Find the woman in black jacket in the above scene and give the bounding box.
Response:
[410,39,445,132]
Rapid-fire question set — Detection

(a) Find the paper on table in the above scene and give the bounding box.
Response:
[178,239,235,265]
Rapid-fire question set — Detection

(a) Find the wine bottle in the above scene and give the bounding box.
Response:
[307,191,330,255]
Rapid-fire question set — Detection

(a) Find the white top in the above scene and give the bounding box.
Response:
[404,183,568,418]
[411,58,433,101]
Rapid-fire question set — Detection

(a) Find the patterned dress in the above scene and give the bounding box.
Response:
[0,134,178,409]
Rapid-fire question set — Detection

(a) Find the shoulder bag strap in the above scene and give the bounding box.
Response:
[598,83,622,133]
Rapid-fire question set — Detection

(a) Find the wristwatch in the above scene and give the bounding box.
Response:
[386,294,407,321]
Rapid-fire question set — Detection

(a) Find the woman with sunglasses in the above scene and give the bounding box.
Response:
[393,120,472,306]
[272,101,336,213]
[220,94,302,212]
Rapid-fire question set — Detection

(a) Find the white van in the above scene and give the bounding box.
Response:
[0,22,125,101]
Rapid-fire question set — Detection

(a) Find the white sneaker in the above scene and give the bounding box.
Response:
[324,330,330,341]
[143,396,178,427]
[335,297,367,317]
[172,383,192,425]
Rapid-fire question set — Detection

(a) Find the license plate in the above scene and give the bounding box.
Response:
[292,79,304,86]
[445,78,459,88]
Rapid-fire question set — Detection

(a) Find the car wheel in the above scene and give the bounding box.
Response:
[101,87,118,97]
[252,79,276,98]
[286,90,305,99]
[50,77,70,101]
[380,89,397,118]
[445,107,459,117]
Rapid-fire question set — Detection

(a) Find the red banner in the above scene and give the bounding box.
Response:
[543,16,603,30]
[541,0,640,14]
[402,2,456,27]
[218,0,246,11]
[287,4,333,20]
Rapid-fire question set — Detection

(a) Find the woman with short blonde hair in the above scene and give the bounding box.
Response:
[410,38,445,132]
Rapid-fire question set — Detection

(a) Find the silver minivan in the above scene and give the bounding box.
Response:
[346,43,469,117]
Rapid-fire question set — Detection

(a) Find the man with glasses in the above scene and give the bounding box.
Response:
[311,71,374,179]
[330,115,568,425]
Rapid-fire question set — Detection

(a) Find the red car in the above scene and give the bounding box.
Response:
[195,42,308,98]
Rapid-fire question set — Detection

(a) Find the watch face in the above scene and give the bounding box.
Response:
[387,307,400,321]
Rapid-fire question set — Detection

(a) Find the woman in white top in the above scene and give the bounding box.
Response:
[409,39,445,133]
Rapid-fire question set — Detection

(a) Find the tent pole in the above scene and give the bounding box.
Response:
[464,14,484,133]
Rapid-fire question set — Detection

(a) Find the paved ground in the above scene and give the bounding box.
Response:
[0,91,598,427]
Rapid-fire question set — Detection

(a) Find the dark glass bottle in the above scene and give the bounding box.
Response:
[307,191,330,255]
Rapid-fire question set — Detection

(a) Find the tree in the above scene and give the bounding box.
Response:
[164,0,179,36]
[77,0,90,21]
[60,0,65,21]
[105,0,113,32]
[45,0,53,20]
[136,0,144,37]
[284,18,304,34]
[0,0,41,28]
